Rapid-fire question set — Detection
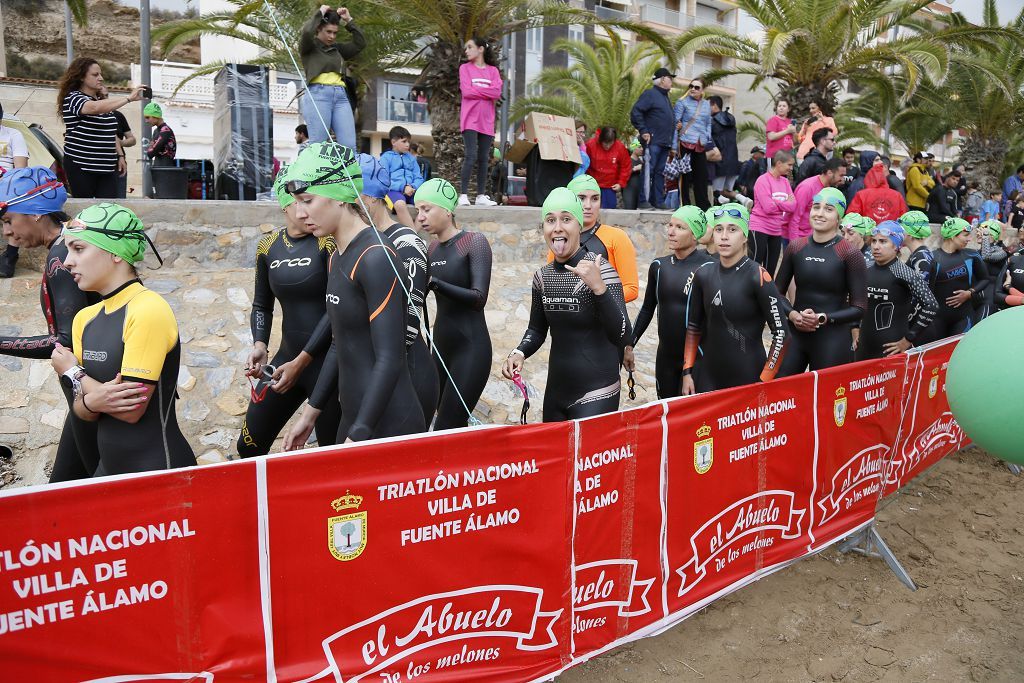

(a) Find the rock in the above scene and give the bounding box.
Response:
[514,303,530,322]
[203,367,236,396]
[217,231,242,247]
[183,288,219,305]
[259,223,275,233]
[177,366,196,391]
[180,400,210,422]
[227,287,250,308]
[146,279,181,294]
[184,351,221,368]
[216,393,249,416]
[28,361,53,389]
[179,328,195,344]
[232,311,247,326]
[0,391,29,409]
[0,356,23,372]
[41,407,68,430]
[207,319,227,336]
[0,324,21,336]
[863,646,896,668]
[484,310,509,328]
[193,336,230,352]
[197,449,226,465]
[0,417,30,434]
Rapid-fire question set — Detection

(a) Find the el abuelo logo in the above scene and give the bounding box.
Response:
[694,423,713,474]
[329,490,367,562]
[833,386,847,427]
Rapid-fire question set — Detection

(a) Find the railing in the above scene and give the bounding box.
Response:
[377,98,430,125]
[133,63,298,109]
[639,5,683,28]
[595,5,629,21]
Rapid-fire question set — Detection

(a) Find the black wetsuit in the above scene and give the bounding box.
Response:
[428,230,493,430]
[995,250,1024,309]
[310,227,424,441]
[683,257,789,392]
[775,234,867,375]
[923,248,989,340]
[384,222,438,427]
[857,258,939,360]
[632,250,713,398]
[0,235,100,482]
[516,249,630,421]
[72,281,195,475]
[977,241,1009,319]
[906,245,935,281]
[236,229,341,457]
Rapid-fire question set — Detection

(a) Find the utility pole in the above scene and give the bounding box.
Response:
[64,2,74,65]
[141,0,153,198]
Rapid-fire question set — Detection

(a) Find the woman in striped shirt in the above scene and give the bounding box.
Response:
[56,58,146,199]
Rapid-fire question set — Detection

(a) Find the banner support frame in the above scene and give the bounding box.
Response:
[837,524,917,591]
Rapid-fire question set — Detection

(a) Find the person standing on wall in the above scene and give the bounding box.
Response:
[458,36,502,207]
[674,78,714,210]
[630,67,677,210]
[56,58,147,200]
[795,101,837,162]
[749,150,796,273]
[905,152,936,212]
[765,99,797,163]
[708,95,750,209]
[0,100,29,277]
[299,6,366,148]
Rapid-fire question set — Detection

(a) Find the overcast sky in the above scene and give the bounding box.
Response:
[124,0,1024,23]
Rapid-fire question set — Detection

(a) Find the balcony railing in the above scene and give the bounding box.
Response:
[595,5,629,21]
[639,5,693,29]
[378,99,430,125]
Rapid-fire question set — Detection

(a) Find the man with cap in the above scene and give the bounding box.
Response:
[552,173,640,302]
[629,205,714,398]
[736,145,767,200]
[681,202,789,394]
[905,151,935,212]
[503,187,630,422]
[857,220,939,360]
[631,67,677,210]
[898,210,933,279]
[0,167,101,481]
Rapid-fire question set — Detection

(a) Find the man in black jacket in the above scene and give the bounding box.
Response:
[708,96,750,209]
[631,67,677,210]
[927,170,961,224]
[737,146,767,199]
[796,127,834,183]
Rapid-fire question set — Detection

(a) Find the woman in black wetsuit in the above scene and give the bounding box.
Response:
[922,217,989,341]
[359,153,438,426]
[0,167,100,481]
[776,187,867,375]
[502,188,630,421]
[415,177,493,430]
[50,203,195,475]
[629,205,713,398]
[283,143,423,446]
[995,225,1024,309]
[235,166,341,456]
[682,203,789,394]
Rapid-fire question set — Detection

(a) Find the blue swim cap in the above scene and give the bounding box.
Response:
[0,167,67,216]
[358,153,390,199]
[872,220,905,250]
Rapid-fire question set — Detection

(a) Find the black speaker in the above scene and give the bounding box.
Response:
[213,64,274,200]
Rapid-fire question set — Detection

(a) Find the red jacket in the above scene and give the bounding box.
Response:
[849,165,907,223]
[585,133,632,189]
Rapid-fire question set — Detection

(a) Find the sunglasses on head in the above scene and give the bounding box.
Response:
[64,218,164,266]
[0,179,64,219]
[711,207,744,219]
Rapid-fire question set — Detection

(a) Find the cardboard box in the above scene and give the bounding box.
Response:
[505,112,582,165]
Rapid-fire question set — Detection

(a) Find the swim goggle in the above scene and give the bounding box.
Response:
[709,207,745,220]
[511,371,530,425]
[64,217,165,265]
[248,364,277,403]
[627,370,645,401]
[812,193,847,212]
[284,165,358,196]
[0,179,65,219]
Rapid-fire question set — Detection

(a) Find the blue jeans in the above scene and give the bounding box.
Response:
[600,187,618,209]
[647,143,670,208]
[301,84,356,149]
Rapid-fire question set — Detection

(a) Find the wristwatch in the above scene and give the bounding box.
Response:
[817,313,828,326]
[60,365,86,397]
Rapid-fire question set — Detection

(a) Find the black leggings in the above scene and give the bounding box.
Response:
[63,157,120,199]
[679,150,710,210]
[236,350,341,457]
[748,230,785,276]
[433,336,491,431]
[408,336,439,427]
[461,130,494,195]
[779,326,854,377]
[543,381,621,422]
[49,387,100,483]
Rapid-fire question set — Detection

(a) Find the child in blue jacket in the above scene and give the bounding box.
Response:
[380,126,424,227]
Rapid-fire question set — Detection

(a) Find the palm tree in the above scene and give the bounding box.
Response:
[508,34,662,138]
[154,0,668,181]
[672,0,1013,119]
[65,0,88,26]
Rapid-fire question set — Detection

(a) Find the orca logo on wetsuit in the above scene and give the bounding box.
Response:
[270,257,312,269]
[326,294,340,305]
[804,256,826,263]
[431,260,447,267]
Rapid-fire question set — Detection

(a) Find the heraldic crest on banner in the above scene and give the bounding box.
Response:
[329,490,367,561]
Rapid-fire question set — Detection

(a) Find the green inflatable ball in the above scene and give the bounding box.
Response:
[946,307,1024,465]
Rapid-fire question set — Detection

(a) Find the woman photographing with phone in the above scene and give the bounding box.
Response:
[796,101,837,161]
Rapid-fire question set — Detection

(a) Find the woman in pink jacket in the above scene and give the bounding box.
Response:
[458,37,502,207]
[749,150,796,274]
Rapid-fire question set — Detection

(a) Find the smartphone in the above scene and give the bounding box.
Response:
[142,86,153,100]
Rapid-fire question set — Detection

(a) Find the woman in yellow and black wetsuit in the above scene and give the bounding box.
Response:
[50,203,195,475]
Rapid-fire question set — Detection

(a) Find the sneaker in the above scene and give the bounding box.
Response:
[717,194,730,205]
[458,194,471,206]
[475,194,497,206]
[736,193,754,211]
[0,252,16,278]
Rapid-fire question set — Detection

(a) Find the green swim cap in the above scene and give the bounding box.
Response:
[414,177,458,213]
[287,142,362,203]
[567,174,601,196]
[980,219,1002,241]
[707,202,750,236]
[899,210,932,239]
[812,187,848,219]
[941,216,971,239]
[143,102,162,118]
[273,164,294,209]
[841,212,875,236]
[672,205,708,239]
[541,187,585,228]
[66,203,149,264]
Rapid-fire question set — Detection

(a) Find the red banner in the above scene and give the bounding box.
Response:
[0,343,968,681]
